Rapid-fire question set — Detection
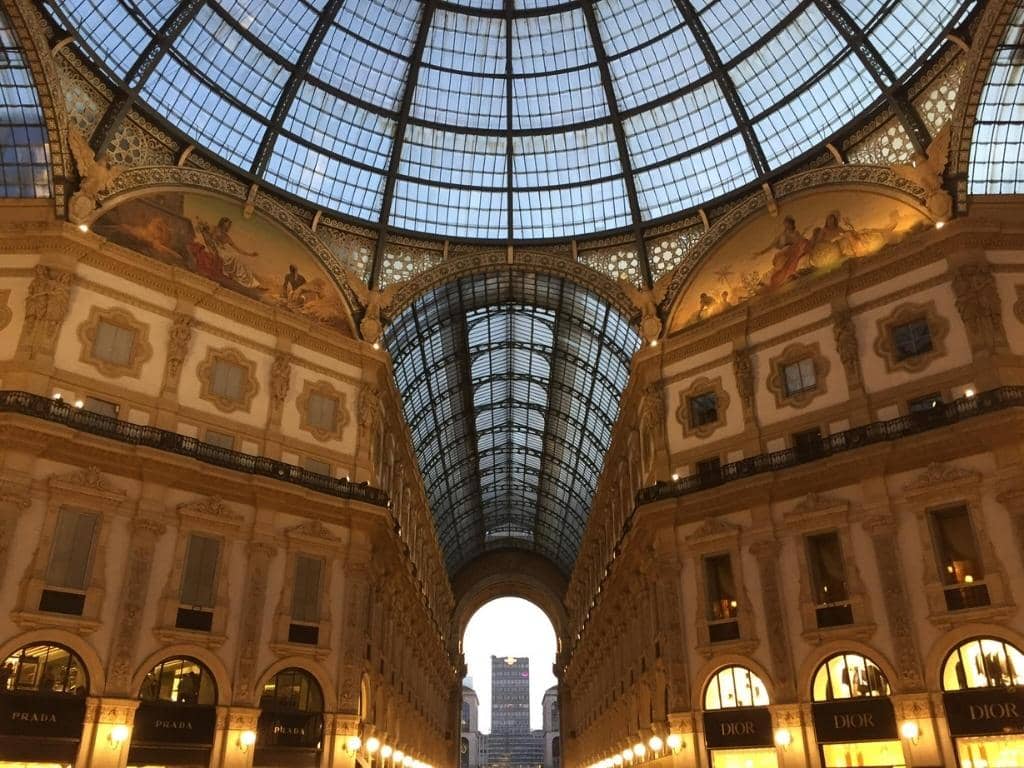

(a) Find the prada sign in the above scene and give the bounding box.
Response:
[132,702,216,744]
[703,707,773,748]
[258,711,323,748]
[812,698,897,743]
[944,689,1024,736]
[0,694,86,738]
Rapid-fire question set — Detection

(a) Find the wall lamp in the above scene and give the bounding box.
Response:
[345,735,363,754]
[647,736,663,753]
[632,742,646,759]
[381,744,394,759]
[366,737,381,754]
[393,749,406,763]
[666,733,684,753]
[237,729,257,753]
[900,721,921,745]
[773,728,792,750]
[108,724,129,748]
[621,748,634,762]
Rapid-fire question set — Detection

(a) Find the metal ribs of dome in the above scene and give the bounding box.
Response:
[51,0,970,255]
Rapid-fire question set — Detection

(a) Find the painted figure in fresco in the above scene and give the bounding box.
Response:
[194,217,262,290]
[283,264,307,298]
[756,216,812,289]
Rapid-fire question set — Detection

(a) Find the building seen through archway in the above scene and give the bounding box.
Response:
[0,0,1023,766]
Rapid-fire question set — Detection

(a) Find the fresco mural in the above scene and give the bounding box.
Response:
[669,189,929,331]
[94,192,353,335]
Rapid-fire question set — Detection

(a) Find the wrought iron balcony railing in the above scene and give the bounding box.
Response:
[0,390,390,508]
[637,386,1024,505]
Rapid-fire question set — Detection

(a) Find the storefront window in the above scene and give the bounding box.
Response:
[260,667,324,712]
[943,638,1024,691]
[140,657,217,705]
[812,653,891,701]
[1,644,88,696]
[256,668,325,762]
[704,666,769,710]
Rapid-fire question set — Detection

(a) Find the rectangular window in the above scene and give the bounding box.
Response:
[806,531,849,604]
[302,457,331,476]
[45,508,98,590]
[307,392,339,432]
[783,357,817,396]
[930,506,990,610]
[179,534,220,608]
[291,554,323,623]
[891,318,933,360]
[696,456,721,479]
[688,392,718,427]
[204,429,235,450]
[705,554,738,620]
[83,396,119,418]
[209,359,247,402]
[793,427,823,456]
[909,393,943,413]
[91,320,136,366]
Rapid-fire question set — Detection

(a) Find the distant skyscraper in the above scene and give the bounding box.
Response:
[491,655,530,734]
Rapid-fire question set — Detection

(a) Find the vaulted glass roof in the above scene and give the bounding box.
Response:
[385,272,639,574]
[51,0,969,241]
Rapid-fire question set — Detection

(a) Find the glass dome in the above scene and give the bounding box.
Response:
[51,0,967,241]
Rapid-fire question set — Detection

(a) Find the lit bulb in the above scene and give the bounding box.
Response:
[403,756,413,767]
[78,223,89,233]
[394,750,405,763]
[613,754,624,766]
[965,388,975,398]
[52,392,62,400]
[74,400,84,408]
[346,735,363,752]
[649,339,658,348]
[773,728,792,747]
[239,729,257,747]
[964,574,974,583]
[622,748,633,761]
[900,721,920,741]
[109,723,129,744]
[632,743,646,758]
[935,220,945,230]
[648,735,663,752]
[666,733,683,752]
[366,737,380,753]
[373,341,381,350]
[381,745,393,759]
[671,473,680,481]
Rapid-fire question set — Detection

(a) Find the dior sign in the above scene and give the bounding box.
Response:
[945,689,1024,736]
[812,698,897,743]
[703,707,773,748]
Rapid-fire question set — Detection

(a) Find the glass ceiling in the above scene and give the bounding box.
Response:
[50,0,968,241]
[385,272,639,574]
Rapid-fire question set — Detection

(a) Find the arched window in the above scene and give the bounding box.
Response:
[260,667,323,712]
[0,643,88,696]
[703,666,770,710]
[942,637,1024,691]
[140,657,217,705]
[813,653,891,701]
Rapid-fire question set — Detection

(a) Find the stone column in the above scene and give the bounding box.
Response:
[233,541,277,704]
[862,514,925,690]
[219,707,260,768]
[106,509,167,694]
[262,350,292,459]
[10,264,74,392]
[0,476,31,585]
[327,713,361,768]
[155,309,194,429]
[749,538,796,701]
[650,531,690,714]
[337,543,372,715]
[951,255,1008,389]
[77,697,139,768]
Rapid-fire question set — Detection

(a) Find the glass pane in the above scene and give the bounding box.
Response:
[180,534,220,607]
[931,507,983,585]
[942,638,1024,690]
[704,666,769,709]
[3,643,88,695]
[46,508,97,590]
[705,554,738,620]
[812,653,890,701]
[141,657,217,704]
[806,531,847,604]
[260,668,324,711]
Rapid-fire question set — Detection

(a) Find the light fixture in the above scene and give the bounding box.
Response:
[52,392,63,400]
[649,339,658,348]
[366,737,381,753]
[381,744,393,759]
[403,755,413,767]
[666,733,683,753]
[965,388,975,398]
[900,721,921,744]
[108,723,129,747]
[648,736,663,752]
[671,473,680,482]
[394,749,405,763]
[346,735,363,754]
[632,742,646,759]
[372,341,381,350]
[237,729,257,752]
[935,220,945,230]
[773,728,792,749]
[622,748,634,762]
[78,223,89,233]
[613,754,624,766]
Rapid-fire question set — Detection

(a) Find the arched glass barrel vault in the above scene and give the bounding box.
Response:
[47,0,970,243]
[385,271,639,574]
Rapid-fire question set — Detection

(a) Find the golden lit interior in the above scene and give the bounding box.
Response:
[821,739,906,767]
[709,747,779,768]
[956,734,1024,767]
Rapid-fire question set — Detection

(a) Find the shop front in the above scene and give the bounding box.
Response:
[127,657,218,767]
[810,652,906,768]
[942,638,1024,768]
[0,643,88,767]
[702,666,778,768]
[253,668,324,768]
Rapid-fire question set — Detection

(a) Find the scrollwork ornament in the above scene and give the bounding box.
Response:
[833,310,861,384]
[162,313,193,393]
[20,265,73,358]
[952,261,1006,351]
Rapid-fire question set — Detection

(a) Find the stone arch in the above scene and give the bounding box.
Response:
[0,628,105,694]
[922,622,1024,692]
[796,639,902,702]
[254,657,337,712]
[692,655,777,711]
[130,644,233,705]
[452,548,569,655]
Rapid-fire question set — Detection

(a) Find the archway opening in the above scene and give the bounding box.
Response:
[461,597,559,768]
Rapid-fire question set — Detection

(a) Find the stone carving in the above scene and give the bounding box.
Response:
[358,384,381,430]
[833,310,861,384]
[68,127,124,222]
[790,492,848,519]
[952,261,1006,351]
[268,352,292,423]
[749,539,795,699]
[234,541,276,703]
[176,495,244,528]
[904,462,980,493]
[338,567,371,712]
[20,265,73,358]
[863,515,924,688]
[50,465,118,494]
[732,348,755,415]
[0,289,11,332]
[342,269,399,346]
[162,313,193,393]
[619,274,671,345]
[286,519,342,543]
[685,516,740,544]
[889,124,952,221]
[107,516,165,692]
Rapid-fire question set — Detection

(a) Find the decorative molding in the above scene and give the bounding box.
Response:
[286,519,342,545]
[234,540,277,703]
[48,465,127,504]
[162,312,193,393]
[175,495,245,531]
[873,300,951,374]
[903,462,981,494]
[0,289,12,332]
[832,310,861,385]
[951,261,1007,352]
[676,376,730,439]
[684,516,740,546]
[732,348,755,417]
[268,352,292,426]
[296,379,350,442]
[765,341,831,409]
[76,305,153,379]
[196,346,259,414]
[19,265,73,359]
